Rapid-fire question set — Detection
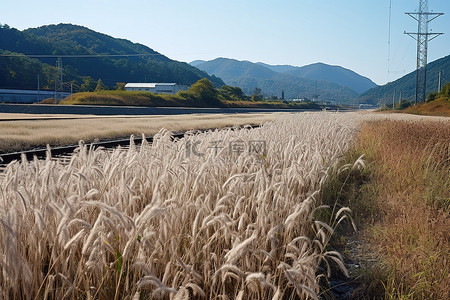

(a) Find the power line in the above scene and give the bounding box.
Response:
[0,53,165,58]
[388,0,392,83]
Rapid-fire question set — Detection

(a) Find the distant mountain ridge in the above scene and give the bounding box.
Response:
[0,23,224,91]
[359,54,450,105]
[190,58,373,102]
[258,61,377,93]
[256,63,297,74]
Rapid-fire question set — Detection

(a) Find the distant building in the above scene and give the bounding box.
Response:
[359,103,374,109]
[0,89,70,103]
[125,83,189,95]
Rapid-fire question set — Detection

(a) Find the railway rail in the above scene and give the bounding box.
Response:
[0,125,259,172]
[0,133,184,169]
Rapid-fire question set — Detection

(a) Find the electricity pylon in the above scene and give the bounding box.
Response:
[404,0,443,103]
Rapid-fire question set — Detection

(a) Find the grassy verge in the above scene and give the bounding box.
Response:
[401,98,450,117]
[60,90,194,107]
[389,83,450,117]
[60,90,322,110]
[320,119,449,299]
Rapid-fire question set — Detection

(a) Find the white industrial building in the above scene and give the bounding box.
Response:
[125,83,189,94]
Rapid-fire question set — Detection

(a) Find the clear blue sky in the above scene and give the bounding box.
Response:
[1,0,449,85]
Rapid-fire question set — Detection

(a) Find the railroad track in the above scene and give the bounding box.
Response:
[0,125,259,171]
[0,132,185,168]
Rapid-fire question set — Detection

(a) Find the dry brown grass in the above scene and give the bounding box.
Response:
[354,119,450,299]
[401,98,450,117]
[0,113,283,153]
[0,112,362,299]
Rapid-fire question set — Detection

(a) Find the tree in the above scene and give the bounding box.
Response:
[251,87,263,101]
[219,85,244,100]
[80,76,96,92]
[189,78,218,101]
[396,99,412,109]
[252,87,262,97]
[426,92,438,102]
[116,82,126,91]
[94,78,106,92]
[440,82,450,98]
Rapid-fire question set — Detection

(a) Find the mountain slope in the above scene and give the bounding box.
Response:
[190,60,207,67]
[198,58,278,81]
[256,62,298,74]
[257,62,377,93]
[192,58,359,102]
[284,63,377,94]
[359,54,450,105]
[0,24,224,91]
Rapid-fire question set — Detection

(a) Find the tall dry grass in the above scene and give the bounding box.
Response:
[354,119,449,299]
[0,112,362,299]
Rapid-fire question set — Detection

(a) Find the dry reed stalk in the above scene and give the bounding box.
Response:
[0,112,396,299]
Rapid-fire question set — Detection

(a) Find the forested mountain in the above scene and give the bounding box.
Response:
[190,60,207,67]
[0,24,224,91]
[191,58,359,102]
[359,54,450,105]
[257,62,377,94]
[283,63,376,94]
[255,62,297,74]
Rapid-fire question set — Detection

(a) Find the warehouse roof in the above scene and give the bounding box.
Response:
[125,83,177,88]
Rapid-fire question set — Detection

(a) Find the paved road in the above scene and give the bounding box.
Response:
[0,103,320,116]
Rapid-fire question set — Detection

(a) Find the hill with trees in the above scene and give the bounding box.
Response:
[60,77,321,110]
[359,54,450,105]
[269,62,377,94]
[0,23,224,92]
[191,58,360,103]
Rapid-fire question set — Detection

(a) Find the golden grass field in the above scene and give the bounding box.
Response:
[0,111,448,299]
[0,112,363,299]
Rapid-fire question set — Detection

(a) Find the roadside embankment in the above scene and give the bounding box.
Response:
[322,117,449,299]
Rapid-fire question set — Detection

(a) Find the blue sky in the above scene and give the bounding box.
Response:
[1,0,449,85]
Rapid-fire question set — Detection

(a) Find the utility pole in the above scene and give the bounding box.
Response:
[54,57,63,103]
[393,90,396,108]
[438,71,442,92]
[37,74,40,102]
[405,0,444,103]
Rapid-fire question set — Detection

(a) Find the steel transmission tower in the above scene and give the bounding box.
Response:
[404,0,443,103]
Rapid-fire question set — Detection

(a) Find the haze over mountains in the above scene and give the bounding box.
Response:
[191,58,377,102]
[0,24,224,91]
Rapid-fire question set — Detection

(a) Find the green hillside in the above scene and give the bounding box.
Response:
[0,24,224,91]
[257,62,377,93]
[359,54,450,105]
[192,58,359,102]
